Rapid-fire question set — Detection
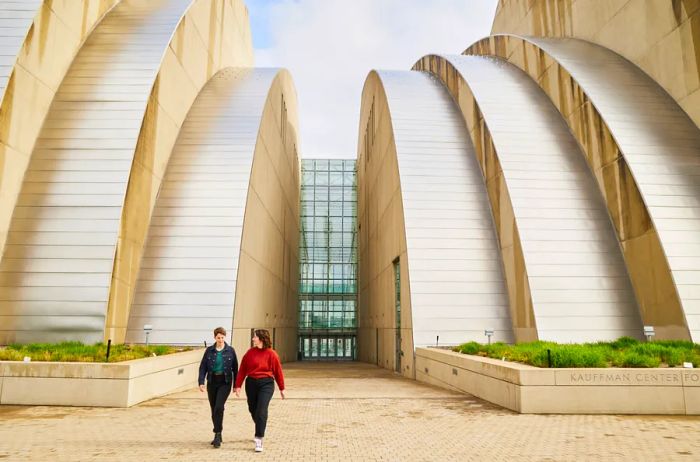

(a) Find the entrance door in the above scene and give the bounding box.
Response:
[300,335,356,360]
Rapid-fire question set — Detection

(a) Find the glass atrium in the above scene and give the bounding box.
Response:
[298,159,357,360]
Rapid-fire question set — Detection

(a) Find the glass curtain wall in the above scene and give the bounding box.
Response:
[298,159,357,360]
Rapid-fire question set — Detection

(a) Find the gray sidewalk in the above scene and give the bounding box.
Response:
[1,362,699,461]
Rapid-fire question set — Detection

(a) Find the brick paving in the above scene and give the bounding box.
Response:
[1,362,700,461]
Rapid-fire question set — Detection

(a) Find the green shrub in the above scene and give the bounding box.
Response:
[663,349,684,367]
[618,352,661,368]
[455,341,480,355]
[453,337,700,368]
[548,345,607,368]
[0,342,191,362]
[608,336,639,350]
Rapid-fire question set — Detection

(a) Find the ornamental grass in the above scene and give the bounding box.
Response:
[453,337,700,368]
[0,341,191,362]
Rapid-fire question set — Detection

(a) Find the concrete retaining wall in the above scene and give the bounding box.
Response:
[415,347,700,414]
[0,349,203,407]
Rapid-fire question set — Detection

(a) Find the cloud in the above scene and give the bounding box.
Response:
[248,0,498,158]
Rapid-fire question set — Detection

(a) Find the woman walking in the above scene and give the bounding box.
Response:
[234,329,285,453]
[198,327,238,448]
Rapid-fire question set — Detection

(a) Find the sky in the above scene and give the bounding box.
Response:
[246,0,499,159]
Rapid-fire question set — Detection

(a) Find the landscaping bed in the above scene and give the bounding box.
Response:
[453,337,700,368]
[0,341,191,363]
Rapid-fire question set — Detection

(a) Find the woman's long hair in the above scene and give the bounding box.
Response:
[254,329,272,349]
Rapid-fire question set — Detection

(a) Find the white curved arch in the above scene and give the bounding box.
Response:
[466,35,700,340]
[418,54,643,342]
[358,69,512,373]
[126,68,288,345]
[0,0,254,344]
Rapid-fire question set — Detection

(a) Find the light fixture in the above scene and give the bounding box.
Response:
[144,324,153,346]
[643,325,655,342]
[484,328,494,345]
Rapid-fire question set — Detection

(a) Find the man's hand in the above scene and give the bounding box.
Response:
[199,384,205,392]
[280,390,286,400]
[234,387,241,397]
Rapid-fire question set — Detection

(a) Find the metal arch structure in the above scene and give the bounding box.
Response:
[103,0,254,343]
[231,68,301,362]
[0,0,253,344]
[0,0,119,260]
[125,68,300,353]
[466,35,700,341]
[488,1,700,130]
[414,54,644,343]
[357,70,513,375]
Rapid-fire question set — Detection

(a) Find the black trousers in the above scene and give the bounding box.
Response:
[245,377,275,438]
[207,374,232,433]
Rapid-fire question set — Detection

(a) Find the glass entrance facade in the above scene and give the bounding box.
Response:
[298,159,357,360]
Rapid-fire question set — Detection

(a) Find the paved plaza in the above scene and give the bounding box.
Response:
[1,362,699,461]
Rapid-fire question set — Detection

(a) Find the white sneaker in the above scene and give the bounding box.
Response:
[254,437,263,453]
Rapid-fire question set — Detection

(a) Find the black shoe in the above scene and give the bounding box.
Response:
[213,432,222,448]
[211,432,223,445]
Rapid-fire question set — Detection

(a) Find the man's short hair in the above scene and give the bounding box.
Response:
[213,327,226,337]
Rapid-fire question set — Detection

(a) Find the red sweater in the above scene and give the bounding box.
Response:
[234,347,285,391]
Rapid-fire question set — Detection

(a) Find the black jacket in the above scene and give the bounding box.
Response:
[198,343,238,386]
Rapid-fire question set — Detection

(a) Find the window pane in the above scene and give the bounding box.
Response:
[314,187,329,201]
[313,219,326,232]
[315,170,329,186]
[328,186,344,200]
[301,201,313,215]
[344,187,356,201]
[329,202,343,216]
[329,172,344,186]
[311,338,318,357]
[315,201,328,216]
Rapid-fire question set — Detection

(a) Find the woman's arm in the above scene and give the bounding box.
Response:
[233,351,248,395]
[231,347,239,384]
[271,350,285,394]
[198,349,208,392]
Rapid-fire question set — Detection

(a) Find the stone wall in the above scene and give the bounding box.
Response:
[416,347,700,414]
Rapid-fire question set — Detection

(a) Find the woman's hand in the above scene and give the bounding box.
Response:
[280,390,286,400]
[199,385,205,393]
[234,387,241,397]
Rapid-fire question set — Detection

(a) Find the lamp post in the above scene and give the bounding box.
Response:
[484,328,494,345]
[144,324,153,346]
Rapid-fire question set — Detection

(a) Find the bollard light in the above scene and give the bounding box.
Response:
[643,325,655,342]
[144,324,153,346]
[484,328,494,345]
